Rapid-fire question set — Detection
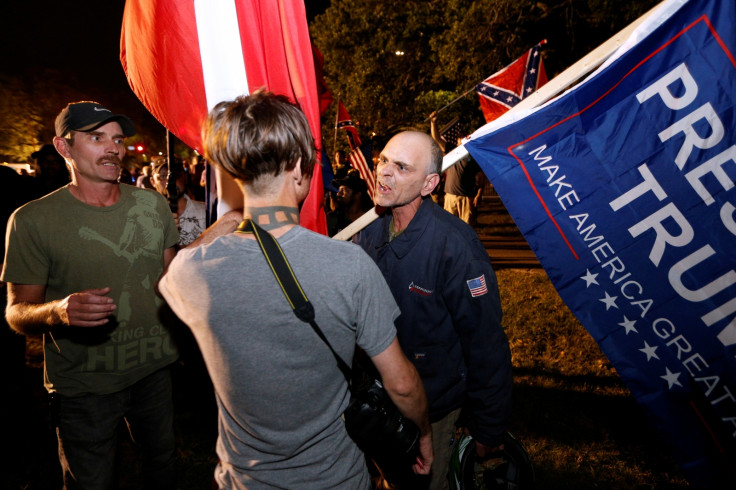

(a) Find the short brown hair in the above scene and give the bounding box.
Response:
[427,135,443,175]
[202,91,316,191]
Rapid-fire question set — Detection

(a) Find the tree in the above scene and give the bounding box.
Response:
[310,0,660,154]
[0,76,44,163]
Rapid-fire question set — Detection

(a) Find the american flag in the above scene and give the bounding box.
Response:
[439,116,464,148]
[476,40,548,123]
[466,274,488,297]
[348,143,375,199]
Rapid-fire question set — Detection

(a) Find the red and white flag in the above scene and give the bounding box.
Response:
[347,145,375,200]
[120,0,327,235]
[475,40,548,123]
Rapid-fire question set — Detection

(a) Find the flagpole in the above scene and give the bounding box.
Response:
[333,93,340,157]
[423,85,477,122]
[333,0,669,240]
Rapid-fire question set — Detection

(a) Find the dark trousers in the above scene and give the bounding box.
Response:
[55,367,177,490]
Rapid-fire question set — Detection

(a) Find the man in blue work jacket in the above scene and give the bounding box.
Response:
[355,131,512,490]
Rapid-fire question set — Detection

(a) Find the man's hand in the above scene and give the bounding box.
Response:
[57,287,117,327]
[6,283,117,335]
[463,427,504,459]
[412,431,434,475]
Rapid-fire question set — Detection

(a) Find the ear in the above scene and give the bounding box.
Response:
[53,136,71,160]
[291,158,304,183]
[420,173,440,197]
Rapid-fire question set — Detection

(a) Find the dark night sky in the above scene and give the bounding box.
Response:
[5,1,130,92]
[3,1,330,143]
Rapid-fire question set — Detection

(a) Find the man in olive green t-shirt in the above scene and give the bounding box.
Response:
[2,101,179,489]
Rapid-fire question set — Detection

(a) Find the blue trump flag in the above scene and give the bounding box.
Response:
[465,0,736,486]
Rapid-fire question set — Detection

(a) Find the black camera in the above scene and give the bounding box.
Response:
[344,376,420,463]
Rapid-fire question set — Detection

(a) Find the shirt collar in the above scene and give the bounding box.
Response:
[385,197,434,258]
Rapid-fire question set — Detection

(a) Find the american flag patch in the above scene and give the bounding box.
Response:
[467,275,488,297]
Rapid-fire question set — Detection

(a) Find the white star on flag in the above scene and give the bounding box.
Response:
[581,269,599,287]
[639,341,660,361]
[600,292,618,310]
[661,367,682,389]
[619,316,638,335]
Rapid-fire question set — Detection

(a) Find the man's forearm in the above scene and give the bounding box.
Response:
[371,338,432,435]
[186,209,242,248]
[384,371,432,436]
[6,300,60,335]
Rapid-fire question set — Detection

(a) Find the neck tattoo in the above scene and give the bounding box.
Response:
[248,206,299,231]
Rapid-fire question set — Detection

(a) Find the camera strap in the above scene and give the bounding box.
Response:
[236,219,352,381]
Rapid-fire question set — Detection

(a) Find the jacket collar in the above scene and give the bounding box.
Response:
[385,197,435,259]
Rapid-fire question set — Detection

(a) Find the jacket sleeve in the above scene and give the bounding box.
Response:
[444,246,512,447]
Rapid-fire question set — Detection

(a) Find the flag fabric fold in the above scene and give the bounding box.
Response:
[336,102,362,150]
[476,40,548,123]
[465,0,736,486]
[312,43,333,116]
[120,0,327,234]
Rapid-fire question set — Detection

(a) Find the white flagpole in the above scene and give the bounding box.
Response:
[333,0,670,240]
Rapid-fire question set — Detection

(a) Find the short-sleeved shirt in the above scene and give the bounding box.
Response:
[2,184,179,396]
[159,226,399,489]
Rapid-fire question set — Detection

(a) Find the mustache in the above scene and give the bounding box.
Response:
[98,156,122,166]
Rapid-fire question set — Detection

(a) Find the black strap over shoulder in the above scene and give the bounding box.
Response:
[237,219,351,379]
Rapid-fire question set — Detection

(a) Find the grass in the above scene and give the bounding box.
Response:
[496,268,690,489]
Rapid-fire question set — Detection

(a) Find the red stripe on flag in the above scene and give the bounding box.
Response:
[337,102,361,149]
[348,148,375,199]
[120,0,208,151]
[121,0,326,235]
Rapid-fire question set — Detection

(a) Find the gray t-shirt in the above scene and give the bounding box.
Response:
[159,226,399,489]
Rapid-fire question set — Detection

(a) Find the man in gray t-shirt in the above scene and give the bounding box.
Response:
[158,91,433,489]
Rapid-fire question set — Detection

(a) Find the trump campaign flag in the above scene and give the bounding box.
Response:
[120,0,327,234]
[476,40,548,123]
[465,0,735,486]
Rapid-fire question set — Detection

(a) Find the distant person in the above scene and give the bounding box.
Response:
[186,154,207,201]
[333,149,350,179]
[136,164,155,189]
[2,101,179,489]
[430,113,486,227]
[151,158,206,247]
[158,91,432,489]
[30,143,71,198]
[327,169,373,236]
[355,130,512,490]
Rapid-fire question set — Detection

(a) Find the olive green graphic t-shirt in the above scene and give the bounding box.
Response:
[2,184,179,396]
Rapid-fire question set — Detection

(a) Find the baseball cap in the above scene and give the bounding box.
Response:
[55,101,136,137]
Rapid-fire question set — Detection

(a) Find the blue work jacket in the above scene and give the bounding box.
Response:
[355,197,512,447]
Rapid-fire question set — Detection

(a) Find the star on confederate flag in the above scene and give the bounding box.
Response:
[476,40,548,123]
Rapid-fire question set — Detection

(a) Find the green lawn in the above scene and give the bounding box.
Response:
[497,268,690,489]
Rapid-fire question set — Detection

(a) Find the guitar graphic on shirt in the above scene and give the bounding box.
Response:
[78,226,135,262]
